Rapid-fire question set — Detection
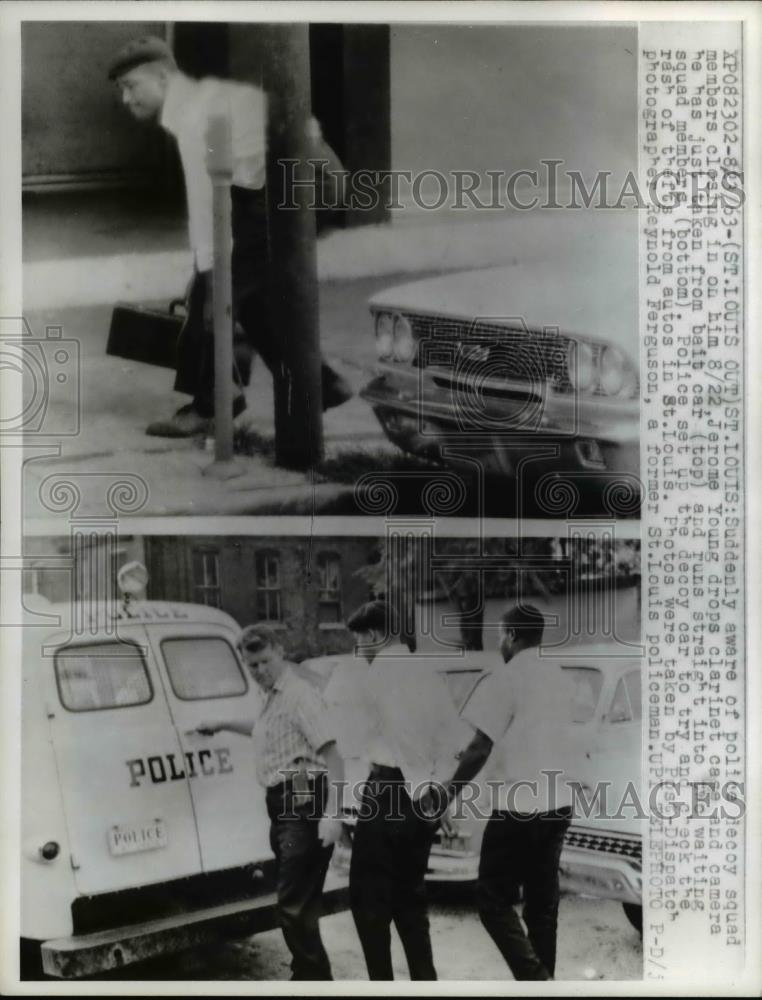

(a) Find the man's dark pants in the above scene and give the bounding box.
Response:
[349,766,438,981]
[175,185,345,418]
[265,775,334,980]
[477,807,572,980]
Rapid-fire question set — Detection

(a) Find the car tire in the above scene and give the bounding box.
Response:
[622,902,642,935]
[20,938,50,980]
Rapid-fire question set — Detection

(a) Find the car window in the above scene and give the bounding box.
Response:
[161,637,247,700]
[55,642,152,712]
[623,668,642,720]
[608,677,634,723]
[562,666,604,723]
[441,670,487,711]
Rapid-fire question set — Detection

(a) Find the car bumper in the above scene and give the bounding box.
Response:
[361,366,639,477]
[38,872,349,978]
[559,847,642,905]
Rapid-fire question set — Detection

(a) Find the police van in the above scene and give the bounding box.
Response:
[21,568,347,979]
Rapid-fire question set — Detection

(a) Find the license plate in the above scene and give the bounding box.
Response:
[108,819,168,856]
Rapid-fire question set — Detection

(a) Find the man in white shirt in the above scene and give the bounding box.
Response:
[344,600,462,981]
[428,604,580,981]
[196,623,345,980]
[107,36,352,437]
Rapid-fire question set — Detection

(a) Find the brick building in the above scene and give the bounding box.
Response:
[143,534,382,659]
[24,534,383,661]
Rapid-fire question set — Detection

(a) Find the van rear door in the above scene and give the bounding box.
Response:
[145,624,273,872]
[43,629,203,895]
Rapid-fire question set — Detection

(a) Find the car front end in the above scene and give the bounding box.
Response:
[360,265,639,494]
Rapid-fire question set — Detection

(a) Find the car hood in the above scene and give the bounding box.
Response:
[370,251,636,352]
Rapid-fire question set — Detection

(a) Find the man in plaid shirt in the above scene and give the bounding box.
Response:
[197,622,345,980]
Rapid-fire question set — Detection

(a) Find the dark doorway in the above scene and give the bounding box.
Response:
[309,24,391,227]
[173,22,231,78]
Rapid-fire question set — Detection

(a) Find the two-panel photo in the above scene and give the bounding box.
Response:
[18,15,644,985]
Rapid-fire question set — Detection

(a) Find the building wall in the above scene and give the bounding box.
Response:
[22,21,170,187]
[22,21,633,208]
[22,21,389,209]
[144,535,382,661]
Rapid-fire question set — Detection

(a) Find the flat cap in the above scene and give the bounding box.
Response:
[107,35,175,81]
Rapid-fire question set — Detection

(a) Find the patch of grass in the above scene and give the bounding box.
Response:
[233,425,276,460]
[317,447,441,484]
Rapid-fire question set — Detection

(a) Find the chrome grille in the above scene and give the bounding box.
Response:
[408,314,576,392]
[564,828,642,862]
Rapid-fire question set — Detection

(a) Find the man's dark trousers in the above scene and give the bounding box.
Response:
[175,186,345,419]
[477,807,572,980]
[265,776,334,981]
[349,766,438,980]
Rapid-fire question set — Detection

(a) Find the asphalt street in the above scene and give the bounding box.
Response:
[83,893,643,982]
[23,268,635,520]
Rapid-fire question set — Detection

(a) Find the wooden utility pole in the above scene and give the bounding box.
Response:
[262,24,324,469]
[203,108,241,480]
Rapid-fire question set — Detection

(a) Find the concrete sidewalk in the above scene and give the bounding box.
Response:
[22,189,592,310]
[20,289,398,520]
[20,195,638,520]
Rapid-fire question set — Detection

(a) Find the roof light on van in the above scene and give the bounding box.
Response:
[39,841,60,861]
[117,561,149,601]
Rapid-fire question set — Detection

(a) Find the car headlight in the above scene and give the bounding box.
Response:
[393,314,415,362]
[599,346,626,395]
[375,312,394,360]
[568,340,597,391]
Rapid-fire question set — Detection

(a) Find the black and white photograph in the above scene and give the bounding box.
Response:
[20,530,642,981]
[19,17,639,519]
[1,1,758,995]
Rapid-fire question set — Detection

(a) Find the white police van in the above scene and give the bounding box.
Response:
[21,570,346,979]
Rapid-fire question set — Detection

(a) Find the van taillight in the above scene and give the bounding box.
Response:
[39,841,60,861]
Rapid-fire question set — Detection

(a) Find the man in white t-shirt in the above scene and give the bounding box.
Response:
[107,36,352,437]
[424,604,579,981]
[344,600,462,981]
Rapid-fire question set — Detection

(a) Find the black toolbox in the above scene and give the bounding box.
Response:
[106,298,186,370]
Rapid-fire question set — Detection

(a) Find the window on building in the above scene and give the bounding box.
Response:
[256,550,281,622]
[317,552,342,624]
[193,550,221,608]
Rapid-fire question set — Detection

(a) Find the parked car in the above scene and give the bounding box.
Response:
[360,256,639,511]
[20,596,347,979]
[308,644,643,932]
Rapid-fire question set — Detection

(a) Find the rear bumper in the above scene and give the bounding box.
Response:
[38,871,348,979]
[361,367,639,477]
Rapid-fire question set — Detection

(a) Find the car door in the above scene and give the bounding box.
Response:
[43,627,203,896]
[145,623,273,872]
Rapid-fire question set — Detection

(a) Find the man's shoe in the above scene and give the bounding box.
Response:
[145,408,211,437]
[322,373,353,411]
